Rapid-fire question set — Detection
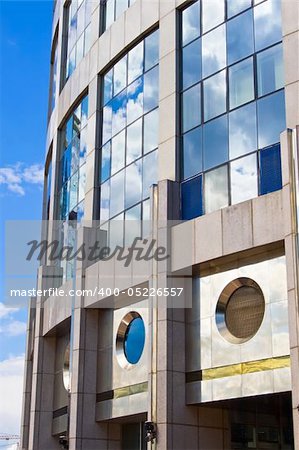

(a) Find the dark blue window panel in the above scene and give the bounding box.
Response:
[124,317,145,364]
[181,175,203,220]
[259,144,282,195]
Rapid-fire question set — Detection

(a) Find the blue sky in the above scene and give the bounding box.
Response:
[0,0,53,439]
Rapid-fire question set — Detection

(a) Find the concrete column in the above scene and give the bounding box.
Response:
[68,227,109,450]
[27,266,62,450]
[281,129,299,448]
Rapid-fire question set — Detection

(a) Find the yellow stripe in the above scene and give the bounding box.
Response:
[202,356,290,381]
[114,382,148,399]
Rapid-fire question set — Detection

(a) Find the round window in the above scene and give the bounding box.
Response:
[216,278,265,344]
[116,312,145,368]
[63,343,70,392]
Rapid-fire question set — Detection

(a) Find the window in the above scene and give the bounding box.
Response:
[180,0,285,219]
[227,9,254,65]
[257,90,286,149]
[63,0,92,84]
[254,0,282,51]
[229,57,254,109]
[257,43,284,97]
[116,312,146,368]
[59,95,88,223]
[203,115,228,170]
[259,144,282,195]
[204,165,229,214]
[103,0,136,31]
[202,24,226,78]
[50,37,58,112]
[230,153,258,204]
[202,0,224,33]
[229,102,257,159]
[99,30,159,247]
[182,84,201,132]
[181,175,203,220]
[203,70,226,121]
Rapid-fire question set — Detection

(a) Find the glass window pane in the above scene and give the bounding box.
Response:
[115,0,128,18]
[77,3,85,37]
[229,57,254,109]
[111,130,125,175]
[110,170,125,217]
[102,103,113,144]
[181,175,203,220]
[227,9,254,65]
[203,115,228,170]
[182,38,201,90]
[113,55,127,96]
[62,145,72,185]
[142,150,157,199]
[68,47,76,77]
[183,126,202,180]
[69,171,79,211]
[71,136,80,174]
[259,144,282,195]
[127,78,143,125]
[144,108,159,154]
[182,84,201,133]
[204,165,229,214]
[257,90,286,149]
[79,126,87,166]
[203,70,226,121]
[128,41,144,85]
[202,25,226,78]
[227,0,251,18]
[109,213,124,248]
[144,30,159,71]
[230,153,258,205]
[126,118,142,164]
[144,66,159,113]
[125,160,142,208]
[101,141,111,182]
[111,90,127,136]
[202,0,224,33]
[78,164,86,203]
[105,0,115,29]
[81,95,88,127]
[254,0,282,51]
[60,183,69,220]
[66,116,73,146]
[100,180,110,221]
[257,43,284,97]
[85,0,92,26]
[103,69,113,105]
[229,102,257,159]
[182,1,200,47]
[125,204,141,246]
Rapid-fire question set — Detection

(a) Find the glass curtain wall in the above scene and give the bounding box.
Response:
[58,95,88,279]
[103,0,136,31]
[181,0,285,220]
[99,30,159,247]
[63,0,92,84]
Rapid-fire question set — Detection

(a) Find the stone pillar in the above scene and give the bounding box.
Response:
[68,227,110,450]
[27,266,62,450]
[281,129,299,448]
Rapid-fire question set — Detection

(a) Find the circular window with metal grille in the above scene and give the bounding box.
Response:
[216,278,265,344]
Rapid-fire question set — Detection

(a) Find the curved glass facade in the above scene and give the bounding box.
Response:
[181,0,285,220]
[99,30,159,247]
[63,0,92,84]
[103,0,136,31]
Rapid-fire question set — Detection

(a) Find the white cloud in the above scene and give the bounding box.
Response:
[0,302,18,319]
[0,320,27,337]
[0,355,25,436]
[0,162,44,197]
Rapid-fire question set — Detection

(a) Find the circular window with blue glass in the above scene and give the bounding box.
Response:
[116,312,146,369]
